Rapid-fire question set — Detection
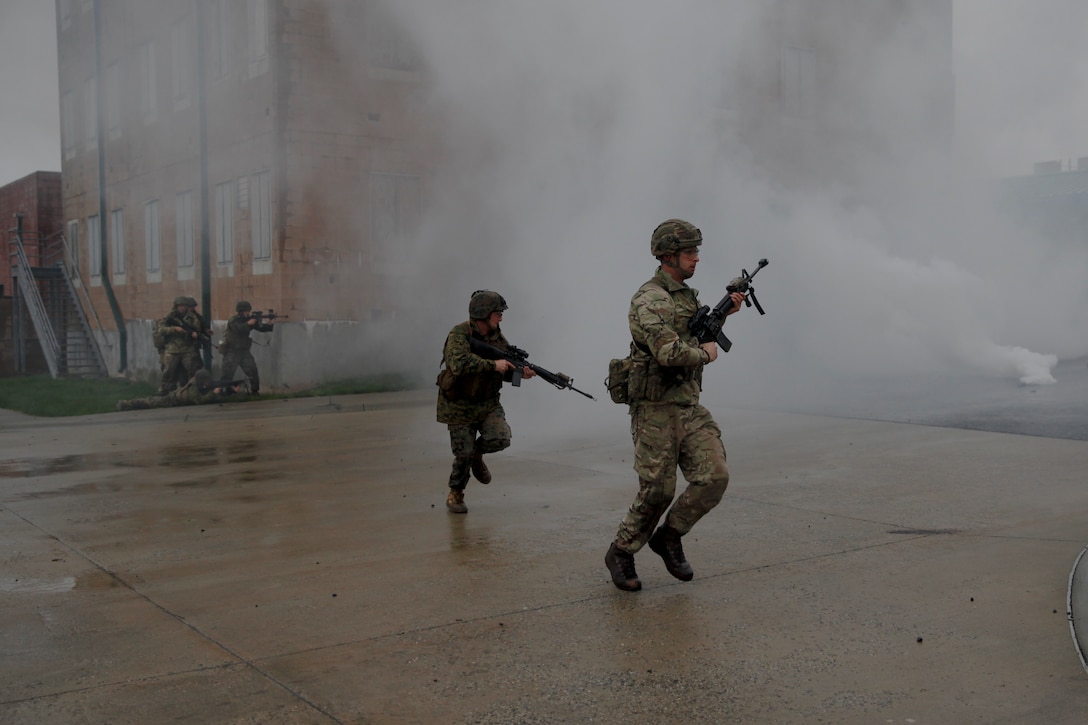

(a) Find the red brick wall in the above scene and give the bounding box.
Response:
[0,171,63,297]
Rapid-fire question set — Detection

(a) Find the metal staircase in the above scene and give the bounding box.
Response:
[10,229,109,378]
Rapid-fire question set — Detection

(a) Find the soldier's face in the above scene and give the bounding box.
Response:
[482,310,503,332]
[668,248,699,280]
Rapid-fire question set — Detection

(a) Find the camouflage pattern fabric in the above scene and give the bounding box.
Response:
[614,403,729,550]
[118,378,228,411]
[436,320,513,490]
[435,321,508,425]
[613,266,730,554]
[221,313,272,354]
[219,313,273,391]
[446,407,511,490]
[157,308,209,393]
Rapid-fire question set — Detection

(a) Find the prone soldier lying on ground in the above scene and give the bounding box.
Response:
[116,370,246,411]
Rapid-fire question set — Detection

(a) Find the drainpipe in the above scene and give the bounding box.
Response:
[93,0,126,373]
[197,0,213,370]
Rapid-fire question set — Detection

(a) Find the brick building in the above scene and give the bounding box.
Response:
[55,0,953,386]
[1,171,63,298]
[56,0,436,384]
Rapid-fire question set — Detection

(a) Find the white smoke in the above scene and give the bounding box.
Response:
[320,0,1088,412]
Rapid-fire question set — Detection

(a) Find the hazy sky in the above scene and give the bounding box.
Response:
[3,1,1088,183]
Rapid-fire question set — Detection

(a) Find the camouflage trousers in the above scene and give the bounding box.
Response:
[614,402,730,553]
[220,351,260,393]
[159,351,202,394]
[446,404,511,490]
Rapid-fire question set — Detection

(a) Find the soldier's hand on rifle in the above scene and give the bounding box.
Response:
[522,366,536,379]
[725,291,746,315]
[700,342,719,364]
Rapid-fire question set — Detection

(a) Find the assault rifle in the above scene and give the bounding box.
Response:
[689,257,769,353]
[166,314,213,351]
[468,337,596,400]
[253,309,287,324]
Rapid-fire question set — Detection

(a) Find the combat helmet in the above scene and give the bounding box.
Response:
[236,300,252,313]
[650,218,702,258]
[185,296,199,307]
[469,290,508,320]
[173,295,190,307]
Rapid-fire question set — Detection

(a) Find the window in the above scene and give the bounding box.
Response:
[211,0,232,80]
[83,76,97,150]
[247,0,268,77]
[139,40,157,124]
[61,91,76,160]
[144,200,161,274]
[251,171,272,260]
[105,61,121,139]
[215,181,234,264]
[110,208,125,278]
[370,173,420,268]
[67,220,80,270]
[88,215,101,280]
[176,191,194,269]
[171,16,192,109]
[366,8,416,71]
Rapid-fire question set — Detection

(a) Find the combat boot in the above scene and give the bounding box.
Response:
[446,488,468,514]
[604,543,641,591]
[470,450,491,484]
[648,524,694,581]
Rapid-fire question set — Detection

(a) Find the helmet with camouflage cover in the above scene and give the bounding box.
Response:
[185,296,198,307]
[650,218,702,258]
[469,290,508,320]
[173,296,190,307]
[236,300,252,313]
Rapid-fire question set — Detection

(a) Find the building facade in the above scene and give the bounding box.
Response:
[56,0,953,386]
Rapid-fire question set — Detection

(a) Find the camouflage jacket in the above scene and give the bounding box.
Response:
[436,321,508,425]
[157,309,210,355]
[221,314,272,354]
[627,267,708,406]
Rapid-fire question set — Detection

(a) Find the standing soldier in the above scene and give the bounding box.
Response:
[185,297,212,373]
[604,219,746,592]
[219,300,275,394]
[436,290,535,514]
[156,296,206,395]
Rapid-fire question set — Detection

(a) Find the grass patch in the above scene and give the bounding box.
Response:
[0,373,424,417]
[0,375,158,417]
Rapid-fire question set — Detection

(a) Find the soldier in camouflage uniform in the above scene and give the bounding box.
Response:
[436,290,536,513]
[117,370,242,411]
[156,296,209,395]
[219,300,275,394]
[604,219,747,592]
[185,297,212,373]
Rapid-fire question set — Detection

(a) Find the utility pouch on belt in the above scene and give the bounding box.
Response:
[606,357,632,404]
[436,366,460,401]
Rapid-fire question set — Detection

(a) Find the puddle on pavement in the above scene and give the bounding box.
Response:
[0,440,287,478]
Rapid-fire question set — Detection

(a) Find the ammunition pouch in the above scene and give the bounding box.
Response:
[606,357,632,404]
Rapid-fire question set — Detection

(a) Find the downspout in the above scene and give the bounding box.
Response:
[92,0,126,372]
[197,0,213,371]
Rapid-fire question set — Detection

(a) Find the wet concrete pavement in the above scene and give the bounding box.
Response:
[2,388,1088,723]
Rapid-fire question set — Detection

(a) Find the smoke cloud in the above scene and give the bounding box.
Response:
[321,0,1087,419]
